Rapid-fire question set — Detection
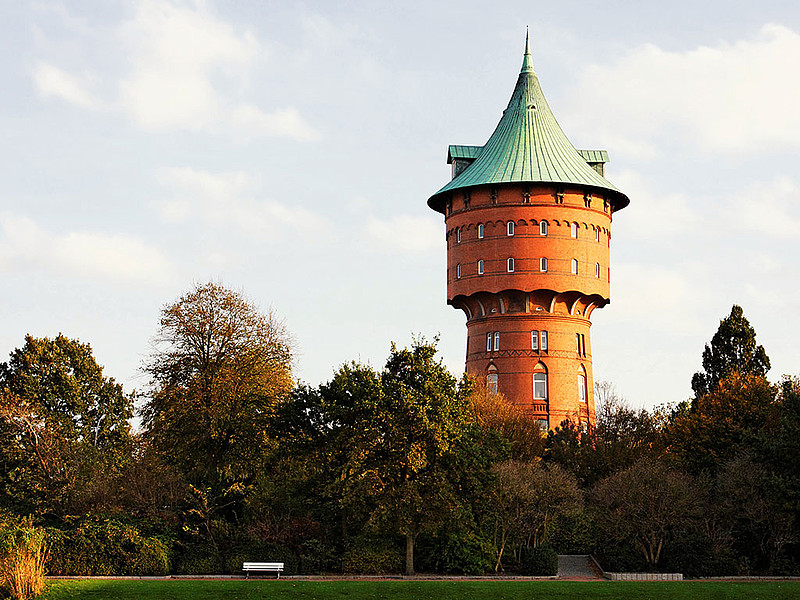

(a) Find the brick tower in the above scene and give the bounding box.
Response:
[427,33,630,430]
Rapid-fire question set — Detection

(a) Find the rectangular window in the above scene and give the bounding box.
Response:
[487,373,498,394]
[579,375,587,403]
[536,419,548,432]
[531,331,539,351]
[456,264,461,279]
[540,331,548,351]
[576,333,581,354]
[478,223,484,239]
[493,332,500,352]
[457,228,461,243]
[507,221,515,236]
[581,334,586,356]
[540,221,548,236]
[571,259,578,274]
[595,228,600,242]
[534,373,548,400]
[486,333,492,352]
[507,257,514,272]
[540,257,548,272]
[478,260,484,275]
[595,262,600,278]
[571,222,578,238]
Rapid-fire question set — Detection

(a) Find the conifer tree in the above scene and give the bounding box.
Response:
[691,305,770,398]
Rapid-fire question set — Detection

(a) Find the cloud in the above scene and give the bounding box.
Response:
[0,214,173,284]
[364,215,443,254]
[725,176,800,239]
[157,167,327,238]
[567,24,800,156]
[116,0,316,139]
[32,61,98,109]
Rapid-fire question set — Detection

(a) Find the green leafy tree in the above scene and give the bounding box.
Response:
[0,335,132,515]
[141,282,293,525]
[691,305,770,398]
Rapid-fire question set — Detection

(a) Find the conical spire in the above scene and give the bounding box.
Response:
[521,27,534,74]
[429,32,630,213]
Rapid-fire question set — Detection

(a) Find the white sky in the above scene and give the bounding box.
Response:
[2,1,800,412]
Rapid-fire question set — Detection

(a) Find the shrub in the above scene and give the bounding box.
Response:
[0,519,48,600]
[45,519,171,576]
[172,543,223,575]
[548,513,595,555]
[341,538,403,574]
[416,531,494,575]
[519,545,558,576]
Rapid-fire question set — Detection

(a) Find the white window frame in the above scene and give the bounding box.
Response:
[540,220,548,236]
[507,221,515,236]
[531,331,539,351]
[477,223,484,239]
[457,228,461,243]
[595,228,600,242]
[456,264,461,279]
[534,372,548,400]
[493,332,500,352]
[571,222,578,238]
[540,331,548,351]
[478,259,484,275]
[579,372,587,403]
[507,257,514,272]
[595,263,600,278]
[486,333,492,352]
[487,373,498,395]
[571,258,578,274]
[540,257,548,272]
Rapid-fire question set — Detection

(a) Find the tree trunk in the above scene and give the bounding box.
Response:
[405,533,415,576]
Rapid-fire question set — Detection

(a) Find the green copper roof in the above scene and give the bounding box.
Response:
[428,33,630,213]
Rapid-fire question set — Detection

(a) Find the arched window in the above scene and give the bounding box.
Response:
[478,259,484,275]
[493,332,500,351]
[456,264,462,279]
[595,263,600,278]
[486,333,492,352]
[533,363,548,400]
[507,221,515,236]
[540,220,548,236]
[578,365,588,403]
[507,257,514,272]
[457,228,462,243]
[571,259,578,274]
[477,223,484,239]
[571,222,578,238]
[595,228,600,242]
[540,257,548,272]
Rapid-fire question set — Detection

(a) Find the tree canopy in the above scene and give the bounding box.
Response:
[691,305,770,398]
[141,282,294,497]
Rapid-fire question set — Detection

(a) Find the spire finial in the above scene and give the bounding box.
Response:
[521,27,534,74]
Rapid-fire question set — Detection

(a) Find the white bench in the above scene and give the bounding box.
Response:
[242,562,284,579]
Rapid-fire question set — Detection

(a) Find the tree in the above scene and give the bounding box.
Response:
[667,372,776,475]
[141,283,293,511]
[489,460,581,572]
[591,458,697,568]
[691,305,770,398]
[0,334,132,515]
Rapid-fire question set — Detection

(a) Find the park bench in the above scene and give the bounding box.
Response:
[242,562,284,579]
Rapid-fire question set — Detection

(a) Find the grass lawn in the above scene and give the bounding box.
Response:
[39,580,800,600]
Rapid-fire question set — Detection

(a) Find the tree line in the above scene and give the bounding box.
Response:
[0,284,798,579]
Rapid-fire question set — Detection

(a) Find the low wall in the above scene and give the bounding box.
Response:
[604,572,683,581]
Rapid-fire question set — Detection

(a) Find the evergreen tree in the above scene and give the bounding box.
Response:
[691,305,770,398]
